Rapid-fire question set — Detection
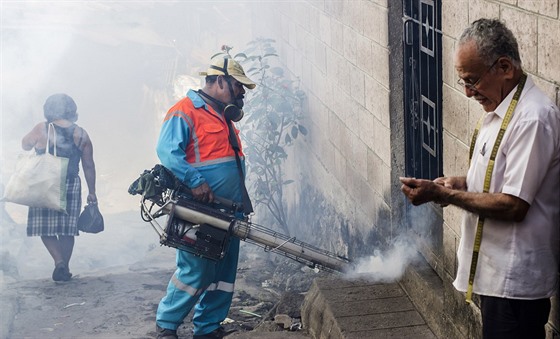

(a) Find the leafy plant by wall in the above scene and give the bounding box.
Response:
[214,39,307,235]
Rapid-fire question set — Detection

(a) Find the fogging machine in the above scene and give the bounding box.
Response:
[128,165,351,274]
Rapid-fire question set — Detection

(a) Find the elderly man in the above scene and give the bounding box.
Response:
[400,19,559,338]
[155,56,256,339]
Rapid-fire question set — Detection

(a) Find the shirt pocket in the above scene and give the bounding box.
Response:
[199,123,228,154]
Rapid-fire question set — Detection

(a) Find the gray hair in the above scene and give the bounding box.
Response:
[458,18,521,68]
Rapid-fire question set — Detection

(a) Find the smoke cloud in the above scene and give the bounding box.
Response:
[345,234,419,282]
[0,2,255,282]
[343,203,440,282]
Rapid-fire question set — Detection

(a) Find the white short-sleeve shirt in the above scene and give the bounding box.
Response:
[453,76,560,299]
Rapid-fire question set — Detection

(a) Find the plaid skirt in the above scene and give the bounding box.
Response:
[27,176,81,237]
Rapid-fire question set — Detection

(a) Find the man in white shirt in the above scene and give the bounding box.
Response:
[400,18,559,339]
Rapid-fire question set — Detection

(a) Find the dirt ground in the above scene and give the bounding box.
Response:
[0,206,324,339]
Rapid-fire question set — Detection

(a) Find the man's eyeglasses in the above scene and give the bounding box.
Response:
[457,58,500,91]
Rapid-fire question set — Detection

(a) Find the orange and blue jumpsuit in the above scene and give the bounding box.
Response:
[155,89,245,336]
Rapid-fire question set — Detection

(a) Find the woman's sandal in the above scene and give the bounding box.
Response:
[52,262,72,281]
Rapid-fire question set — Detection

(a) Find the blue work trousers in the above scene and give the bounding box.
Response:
[156,237,240,336]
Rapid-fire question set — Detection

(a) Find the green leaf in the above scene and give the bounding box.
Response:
[285,134,292,144]
[291,125,299,138]
[298,125,308,135]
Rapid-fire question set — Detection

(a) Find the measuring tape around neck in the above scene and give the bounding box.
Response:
[465,73,527,303]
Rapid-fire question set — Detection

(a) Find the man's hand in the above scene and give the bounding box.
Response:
[191,182,214,203]
[433,176,467,191]
[400,177,445,206]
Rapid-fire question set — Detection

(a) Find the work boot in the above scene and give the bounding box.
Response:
[156,324,178,339]
[192,326,236,339]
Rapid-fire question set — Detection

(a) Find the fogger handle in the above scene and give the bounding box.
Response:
[213,196,243,212]
[181,188,243,213]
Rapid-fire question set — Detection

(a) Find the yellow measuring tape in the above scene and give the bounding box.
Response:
[465,73,527,303]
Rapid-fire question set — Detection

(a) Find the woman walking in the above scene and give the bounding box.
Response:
[21,93,97,281]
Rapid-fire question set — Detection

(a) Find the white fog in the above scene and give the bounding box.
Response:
[0,0,424,289]
[0,1,255,280]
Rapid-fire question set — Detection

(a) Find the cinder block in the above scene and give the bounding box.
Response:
[342,0,362,32]
[351,133,368,179]
[443,85,470,144]
[356,35,373,77]
[363,2,388,46]
[380,162,391,205]
[288,20,297,48]
[442,223,459,278]
[343,25,358,65]
[338,59,352,95]
[442,35,457,87]
[455,139,469,176]
[444,205,463,238]
[442,0,469,40]
[443,282,482,338]
[467,99,486,143]
[358,105,374,150]
[319,12,332,46]
[538,18,560,82]
[518,0,558,18]
[334,144,348,187]
[364,75,390,126]
[350,66,365,106]
[344,99,360,142]
[442,131,455,176]
[331,19,344,55]
[309,4,320,38]
[468,0,499,22]
[325,0,343,22]
[371,43,390,88]
[326,49,341,84]
[501,7,538,74]
[332,90,352,127]
[372,117,391,164]
[371,0,388,7]
[298,2,311,32]
[312,64,327,102]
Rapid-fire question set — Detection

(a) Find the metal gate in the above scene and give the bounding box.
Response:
[403,0,442,180]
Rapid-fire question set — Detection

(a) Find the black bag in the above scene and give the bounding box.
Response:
[78,203,104,233]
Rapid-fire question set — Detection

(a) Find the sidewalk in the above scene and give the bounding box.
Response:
[301,277,436,338]
[0,208,437,339]
[1,261,438,339]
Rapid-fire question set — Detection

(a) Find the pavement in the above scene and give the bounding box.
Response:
[0,208,437,339]
[1,264,437,339]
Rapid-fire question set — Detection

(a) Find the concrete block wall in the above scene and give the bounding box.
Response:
[250,0,395,257]
[441,0,560,337]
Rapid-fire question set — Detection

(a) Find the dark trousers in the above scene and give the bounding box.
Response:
[480,295,551,339]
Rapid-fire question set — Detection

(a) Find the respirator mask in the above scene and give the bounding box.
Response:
[198,75,245,122]
[223,103,244,122]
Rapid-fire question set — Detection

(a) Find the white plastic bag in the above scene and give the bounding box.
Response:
[2,123,69,212]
